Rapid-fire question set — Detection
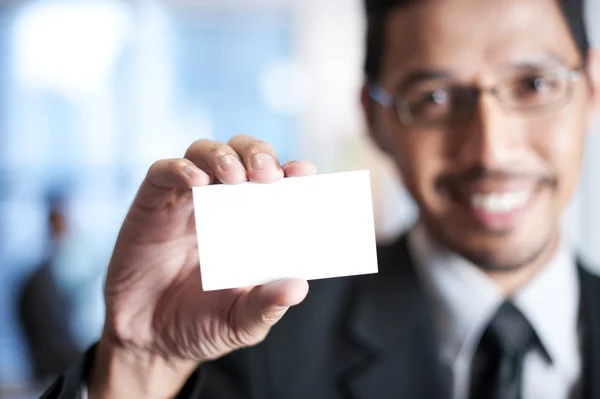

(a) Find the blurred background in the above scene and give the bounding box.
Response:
[0,0,599,397]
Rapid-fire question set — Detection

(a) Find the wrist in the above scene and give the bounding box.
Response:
[88,336,198,399]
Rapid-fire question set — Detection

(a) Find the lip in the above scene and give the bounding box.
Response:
[451,179,540,196]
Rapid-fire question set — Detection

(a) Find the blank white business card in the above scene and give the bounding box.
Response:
[192,170,378,291]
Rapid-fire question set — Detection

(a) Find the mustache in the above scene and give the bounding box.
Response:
[436,165,557,191]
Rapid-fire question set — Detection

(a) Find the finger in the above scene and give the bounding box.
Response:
[282,161,318,178]
[135,159,211,210]
[232,279,309,346]
[228,135,284,184]
[185,139,248,185]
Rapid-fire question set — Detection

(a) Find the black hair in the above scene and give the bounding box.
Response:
[364,0,591,83]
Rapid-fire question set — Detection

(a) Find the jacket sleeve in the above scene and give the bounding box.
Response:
[39,345,254,399]
[39,345,97,399]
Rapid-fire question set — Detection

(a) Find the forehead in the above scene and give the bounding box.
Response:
[381,0,581,81]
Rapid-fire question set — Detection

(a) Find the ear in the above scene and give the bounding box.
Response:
[361,85,377,137]
[361,85,393,155]
[585,48,600,124]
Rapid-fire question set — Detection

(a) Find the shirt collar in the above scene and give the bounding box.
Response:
[408,223,502,366]
[512,235,580,369]
[408,222,580,373]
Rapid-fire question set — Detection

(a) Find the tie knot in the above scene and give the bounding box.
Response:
[482,301,537,357]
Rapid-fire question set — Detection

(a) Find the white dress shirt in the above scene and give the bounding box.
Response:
[408,223,582,399]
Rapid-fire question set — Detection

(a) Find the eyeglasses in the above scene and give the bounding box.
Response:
[368,66,583,128]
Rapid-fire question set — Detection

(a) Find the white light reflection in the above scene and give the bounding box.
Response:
[12,0,131,96]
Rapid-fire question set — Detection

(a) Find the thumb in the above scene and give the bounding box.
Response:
[232,279,309,346]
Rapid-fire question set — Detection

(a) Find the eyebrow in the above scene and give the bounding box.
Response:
[395,51,572,90]
[396,69,456,90]
[502,51,569,70]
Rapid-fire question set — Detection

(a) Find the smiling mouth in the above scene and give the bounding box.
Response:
[470,190,533,213]
[448,185,541,232]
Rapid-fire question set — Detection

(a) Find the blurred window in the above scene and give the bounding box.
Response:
[0,0,296,385]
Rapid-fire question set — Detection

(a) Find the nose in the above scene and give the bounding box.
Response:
[452,93,523,170]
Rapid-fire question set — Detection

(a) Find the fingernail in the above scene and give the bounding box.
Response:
[220,155,244,171]
[252,154,277,170]
[281,160,297,169]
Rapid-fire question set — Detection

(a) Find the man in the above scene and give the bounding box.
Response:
[44,0,600,398]
[19,194,81,384]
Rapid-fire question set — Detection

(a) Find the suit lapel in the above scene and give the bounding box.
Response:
[578,264,600,399]
[337,242,600,399]
[341,235,449,399]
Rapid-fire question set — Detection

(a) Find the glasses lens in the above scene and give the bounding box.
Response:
[499,69,570,111]
[395,67,576,127]
[399,87,453,126]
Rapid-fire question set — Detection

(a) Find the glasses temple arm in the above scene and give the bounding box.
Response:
[368,84,396,108]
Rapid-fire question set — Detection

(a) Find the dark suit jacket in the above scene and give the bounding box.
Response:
[42,235,600,399]
[18,261,82,384]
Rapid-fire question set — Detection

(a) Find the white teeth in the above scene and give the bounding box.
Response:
[471,191,531,213]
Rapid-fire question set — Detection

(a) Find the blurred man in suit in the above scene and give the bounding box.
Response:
[18,194,81,385]
[44,0,600,398]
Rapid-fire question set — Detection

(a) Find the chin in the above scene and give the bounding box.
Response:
[445,228,556,272]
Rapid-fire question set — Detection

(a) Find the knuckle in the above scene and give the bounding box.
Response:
[184,139,219,158]
[148,159,167,171]
[185,140,237,171]
[148,159,185,177]
[229,133,253,143]
[227,326,245,347]
[210,147,237,168]
[147,159,171,178]
[225,310,280,349]
[282,160,298,168]
[208,142,227,156]
[167,159,185,172]
[228,325,253,348]
[258,310,282,326]
[108,312,134,343]
[245,140,274,157]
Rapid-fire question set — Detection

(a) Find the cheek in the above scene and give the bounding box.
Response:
[534,107,586,207]
[551,118,584,162]
[388,128,449,208]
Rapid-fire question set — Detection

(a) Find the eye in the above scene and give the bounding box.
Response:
[426,89,450,105]
[512,74,562,100]
[407,88,451,119]
[526,76,553,91]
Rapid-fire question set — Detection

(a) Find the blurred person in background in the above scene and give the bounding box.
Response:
[42,0,600,398]
[18,193,81,386]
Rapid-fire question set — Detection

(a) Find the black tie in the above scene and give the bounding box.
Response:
[469,301,538,399]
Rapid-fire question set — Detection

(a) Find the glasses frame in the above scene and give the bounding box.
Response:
[368,66,584,127]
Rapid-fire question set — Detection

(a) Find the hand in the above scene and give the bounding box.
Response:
[89,135,317,399]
